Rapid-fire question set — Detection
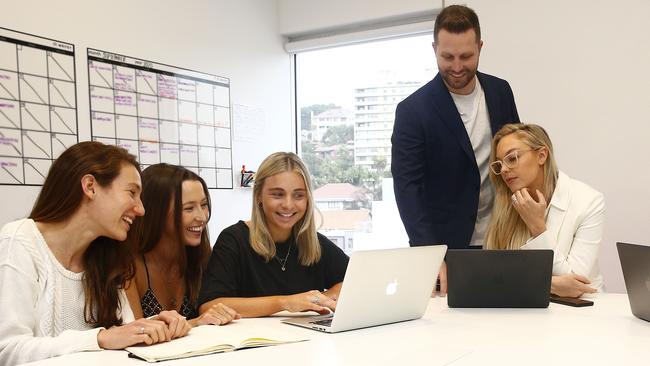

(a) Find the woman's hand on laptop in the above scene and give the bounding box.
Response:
[431,261,448,297]
[551,273,597,298]
[281,290,336,314]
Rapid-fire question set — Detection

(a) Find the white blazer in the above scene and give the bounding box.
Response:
[521,171,605,291]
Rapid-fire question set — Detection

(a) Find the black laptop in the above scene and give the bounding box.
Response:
[446,249,553,308]
[617,242,650,322]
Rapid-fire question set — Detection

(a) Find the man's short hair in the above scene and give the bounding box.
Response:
[434,5,481,43]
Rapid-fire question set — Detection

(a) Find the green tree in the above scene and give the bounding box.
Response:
[300,104,338,131]
[365,157,390,200]
[302,141,392,201]
[300,140,320,178]
[321,125,353,146]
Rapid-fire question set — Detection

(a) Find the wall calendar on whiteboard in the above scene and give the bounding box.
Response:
[0,27,78,185]
[87,48,233,189]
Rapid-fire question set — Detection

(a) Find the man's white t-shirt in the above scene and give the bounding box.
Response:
[450,77,494,246]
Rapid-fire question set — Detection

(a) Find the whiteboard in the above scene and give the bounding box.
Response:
[0,27,78,186]
[87,48,233,189]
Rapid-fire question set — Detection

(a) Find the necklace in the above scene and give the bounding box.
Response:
[163,272,182,310]
[275,243,293,271]
[145,254,182,310]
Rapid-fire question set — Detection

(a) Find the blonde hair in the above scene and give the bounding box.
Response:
[485,124,559,250]
[249,152,321,265]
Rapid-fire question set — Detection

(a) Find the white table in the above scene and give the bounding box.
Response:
[22,294,650,366]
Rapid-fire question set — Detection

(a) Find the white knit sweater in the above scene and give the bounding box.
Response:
[0,219,134,366]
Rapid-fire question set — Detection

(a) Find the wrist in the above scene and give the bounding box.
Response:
[530,224,546,238]
[550,276,558,295]
[277,295,289,312]
[188,318,199,327]
[96,328,108,349]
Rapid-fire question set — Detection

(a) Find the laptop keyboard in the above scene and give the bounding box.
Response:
[309,318,333,327]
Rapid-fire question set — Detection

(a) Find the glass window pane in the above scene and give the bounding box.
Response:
[297,34,435,253]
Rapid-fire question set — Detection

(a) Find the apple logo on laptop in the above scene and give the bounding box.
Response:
[386,280,399,296]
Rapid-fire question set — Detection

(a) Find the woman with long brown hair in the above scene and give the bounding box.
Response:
[125,163,238,326]
[197,152,349,317]
[0,142,187,366]
[485,123,605,298]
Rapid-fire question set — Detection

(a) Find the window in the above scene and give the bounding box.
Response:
[296,34,435,252]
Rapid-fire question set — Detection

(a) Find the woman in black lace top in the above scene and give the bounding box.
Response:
[125,163,239,326]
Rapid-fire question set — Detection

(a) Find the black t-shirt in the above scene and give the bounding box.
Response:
[197,221,349,307]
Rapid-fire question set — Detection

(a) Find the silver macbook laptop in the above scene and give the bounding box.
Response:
[617,242,650,322]
[282,245,447,333]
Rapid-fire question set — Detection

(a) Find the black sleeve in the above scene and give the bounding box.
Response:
[317,234,349,289]
[505,80,520,123]
[391,102,438,246]
[197,227,242,307]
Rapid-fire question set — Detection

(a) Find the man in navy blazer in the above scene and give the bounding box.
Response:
[392,5,520,251]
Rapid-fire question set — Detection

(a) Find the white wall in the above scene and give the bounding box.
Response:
[0,0,294,237]
[453,0,650,292]
[281,0,650,292]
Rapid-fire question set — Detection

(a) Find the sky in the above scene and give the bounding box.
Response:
[296,34,438,111]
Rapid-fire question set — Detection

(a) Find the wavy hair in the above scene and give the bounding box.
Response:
[30,141,139,328]
[249,152,320,265]
[485,124,559,250]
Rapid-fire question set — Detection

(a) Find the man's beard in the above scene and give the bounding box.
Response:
[440,69,476,92]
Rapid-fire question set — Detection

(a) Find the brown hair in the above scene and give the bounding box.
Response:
[30,141,140,328]
[250,152,321,265]
[127,163,211,305]
[434,5,481,43]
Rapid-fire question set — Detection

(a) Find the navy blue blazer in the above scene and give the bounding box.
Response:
[391,72,519,249]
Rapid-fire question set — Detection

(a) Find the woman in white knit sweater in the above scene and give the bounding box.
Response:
[0,142,190,365]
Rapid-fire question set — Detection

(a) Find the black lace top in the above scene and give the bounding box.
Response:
[141,255,196,318]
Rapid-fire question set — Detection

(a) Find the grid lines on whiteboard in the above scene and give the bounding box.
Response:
[0,28,78,186]
[87,48,233,189]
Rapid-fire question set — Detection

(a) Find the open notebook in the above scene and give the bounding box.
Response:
[125,323,307,362]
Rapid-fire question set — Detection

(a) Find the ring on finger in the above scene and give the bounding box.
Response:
[139,326,145,335]
[312,295,320,305]
[511,194,518,204]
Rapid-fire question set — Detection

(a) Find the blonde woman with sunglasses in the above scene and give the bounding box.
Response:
[485,124,605,298]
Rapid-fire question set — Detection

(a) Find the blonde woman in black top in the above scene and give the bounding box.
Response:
[198,152,349,317]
